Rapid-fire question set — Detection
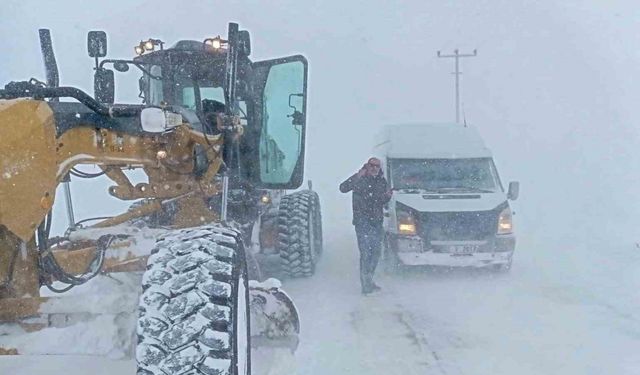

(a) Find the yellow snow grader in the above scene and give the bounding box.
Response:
[0,23,322,373]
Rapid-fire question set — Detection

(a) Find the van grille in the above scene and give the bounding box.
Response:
[417,210,499,242]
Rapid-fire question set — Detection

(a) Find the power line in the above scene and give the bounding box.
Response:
[437,49,477,123]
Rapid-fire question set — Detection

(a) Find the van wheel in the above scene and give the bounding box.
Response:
[491,258,512,273]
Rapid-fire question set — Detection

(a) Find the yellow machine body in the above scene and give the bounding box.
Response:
[0,100,58,241]
[0,98,225,303]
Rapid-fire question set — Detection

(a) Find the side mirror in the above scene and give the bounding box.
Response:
[288,93,304,126]
[87,31,107,58]
[138,76,147,103]
[290,110,304,126]
[238,30,251,56]
[507,181,519,200]
[94,68,114,104]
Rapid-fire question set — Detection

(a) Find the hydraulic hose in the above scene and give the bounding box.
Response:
[36,211,119,293]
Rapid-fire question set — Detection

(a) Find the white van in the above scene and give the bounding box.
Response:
[375,123,519,271]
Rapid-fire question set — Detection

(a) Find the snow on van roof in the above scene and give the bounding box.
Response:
[374,123,492,159]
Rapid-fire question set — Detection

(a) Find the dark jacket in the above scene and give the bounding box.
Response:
[339,171,390,226]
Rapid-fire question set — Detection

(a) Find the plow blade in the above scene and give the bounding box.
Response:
[249,278,300,352]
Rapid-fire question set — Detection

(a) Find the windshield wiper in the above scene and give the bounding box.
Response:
[439,186,494,193]
[395,187,495,194]
[396,188,441,194]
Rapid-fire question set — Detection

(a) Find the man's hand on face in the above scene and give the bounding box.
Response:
[357,164,368,177]
[357,158,382,178]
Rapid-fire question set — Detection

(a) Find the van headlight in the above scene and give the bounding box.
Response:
[497,207,513,234]
[397,209,417,236]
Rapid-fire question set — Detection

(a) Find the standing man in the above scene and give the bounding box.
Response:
[340,157,392,295]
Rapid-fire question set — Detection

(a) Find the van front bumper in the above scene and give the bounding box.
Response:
[389,233,515,267]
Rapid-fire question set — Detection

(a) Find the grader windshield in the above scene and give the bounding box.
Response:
[144,64,225,109]
[136,45,228,111]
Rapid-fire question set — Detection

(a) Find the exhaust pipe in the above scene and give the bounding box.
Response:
[38,29,59,93]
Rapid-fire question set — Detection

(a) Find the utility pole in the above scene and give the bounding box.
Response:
[437,49,477,123]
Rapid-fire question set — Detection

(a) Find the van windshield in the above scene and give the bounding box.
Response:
[390,158,501,192]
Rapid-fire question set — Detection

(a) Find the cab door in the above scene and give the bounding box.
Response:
[251,55,308,189]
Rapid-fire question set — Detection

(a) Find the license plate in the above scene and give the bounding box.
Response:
[450,245,479,254]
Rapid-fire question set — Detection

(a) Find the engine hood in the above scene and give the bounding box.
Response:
[393,191,507,212]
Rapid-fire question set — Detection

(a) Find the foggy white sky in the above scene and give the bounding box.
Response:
[1,0,638,242]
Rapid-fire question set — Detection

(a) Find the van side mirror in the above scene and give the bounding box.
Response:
[508,181,519,200]
[94,68,114,103]
[87,31,107,58]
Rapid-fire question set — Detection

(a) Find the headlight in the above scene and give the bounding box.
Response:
[204,36,227,49]
[134,38,163,56]
[497,207,513,234]
[144,40,155,51]
[260,194,271,204]
[397,210,417,236]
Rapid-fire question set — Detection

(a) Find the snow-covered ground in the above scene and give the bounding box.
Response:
[285,227,640,375]
[1,219,638,375]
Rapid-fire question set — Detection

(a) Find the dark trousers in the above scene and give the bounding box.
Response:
[354,222,383,291]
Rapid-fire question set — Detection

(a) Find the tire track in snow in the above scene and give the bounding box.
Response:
[280,228,467,375]
[395,310,450,375]
[348,301,460,375]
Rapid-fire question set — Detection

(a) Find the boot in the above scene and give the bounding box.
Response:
[361,279,374,295]
[370,282,381,291]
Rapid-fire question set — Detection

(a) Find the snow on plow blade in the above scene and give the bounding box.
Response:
[249,278,300,352]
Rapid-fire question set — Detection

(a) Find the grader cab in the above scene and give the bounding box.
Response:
[0,23,321,373]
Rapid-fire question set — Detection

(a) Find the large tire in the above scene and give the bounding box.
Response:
[309,192,323,258]
[258,208,279,251]
[277,190,323,278]
[136,225,251,375]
